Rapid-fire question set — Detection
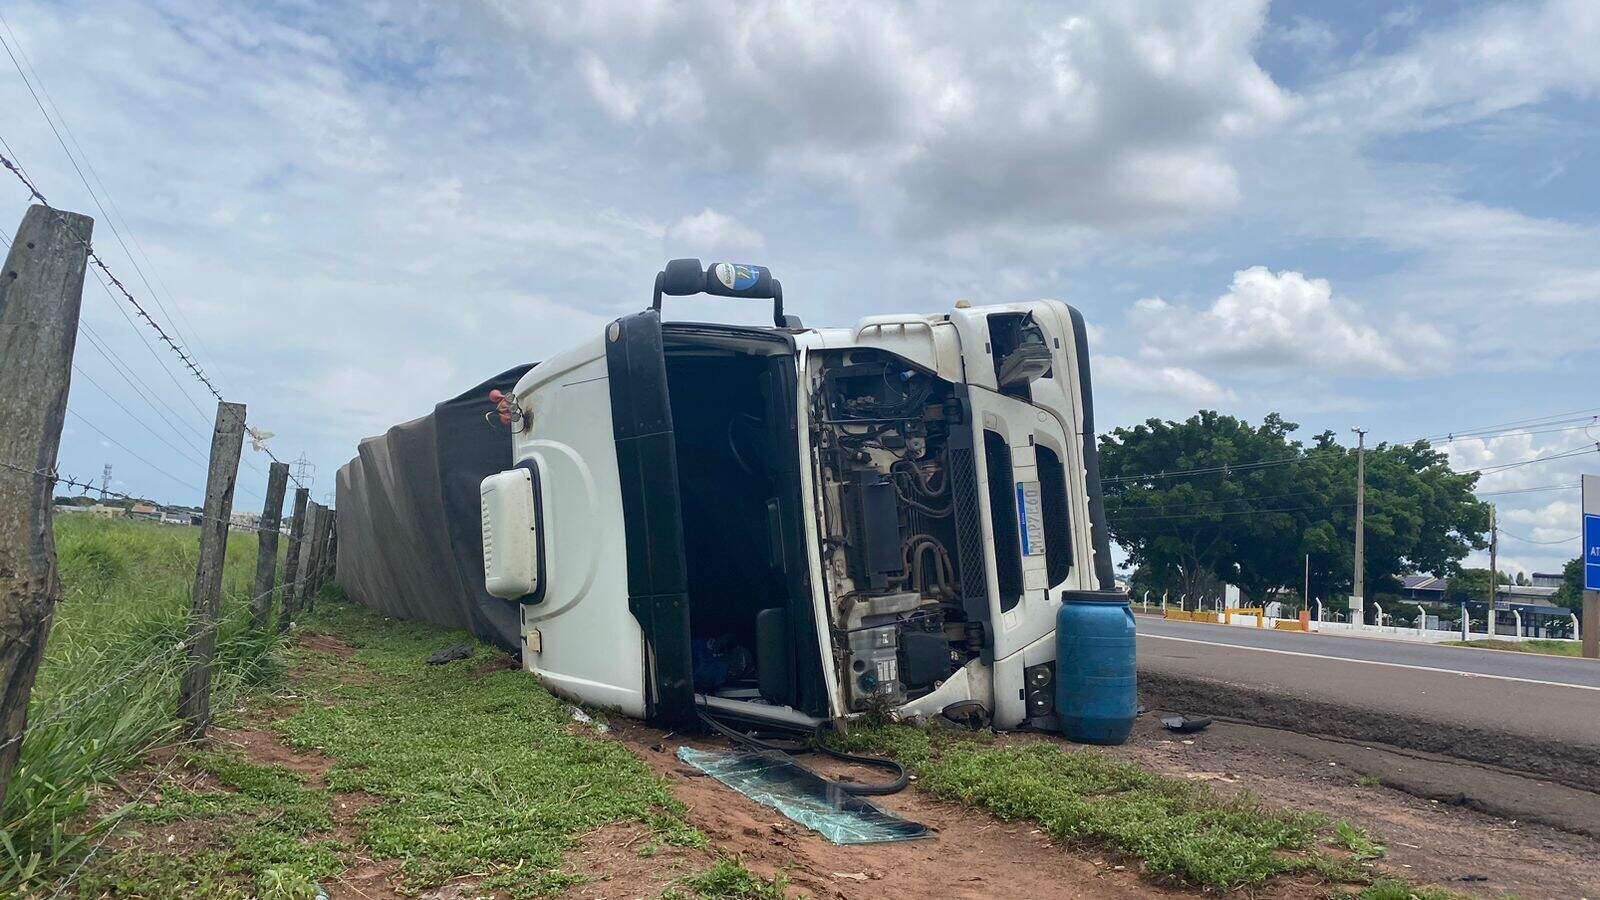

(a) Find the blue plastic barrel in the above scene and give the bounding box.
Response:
[1055,590,1137,745]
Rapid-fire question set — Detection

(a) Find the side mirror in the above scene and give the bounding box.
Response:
[651,258,792,328]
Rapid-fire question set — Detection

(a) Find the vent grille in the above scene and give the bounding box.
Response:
[949,447,987,601]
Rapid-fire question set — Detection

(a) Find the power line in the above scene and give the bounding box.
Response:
[1,145,225,403]
[0,18,223,393]
[1476,482,1580,497]
[1419,406,1600,444]
[0,9,226,392]
[1497,527,1577,546]
[69,364,207,468]
[1108,501,1356,524]
[78,321,210,447]
[65,408,202,494]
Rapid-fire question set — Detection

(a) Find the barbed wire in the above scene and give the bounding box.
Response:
[0,542,317,759]
[0,459,291,535]
[2,148,303,490]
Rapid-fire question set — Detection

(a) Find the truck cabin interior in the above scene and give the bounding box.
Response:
[660,328,826,717]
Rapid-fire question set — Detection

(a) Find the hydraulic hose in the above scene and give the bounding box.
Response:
[696,710,910,796]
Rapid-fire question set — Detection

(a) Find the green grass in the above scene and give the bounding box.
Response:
[1332,821,1386,860]
[64,593,702,898]
[79,749,342,899]
[1443,638,1581,657]
[841,724,1364,890]
[1354,880,1464,900]
[671,857,788,899]
[2,516,287,895]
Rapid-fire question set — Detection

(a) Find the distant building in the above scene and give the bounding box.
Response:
[87,505,125,519]
[1398,574,1572,638]
[129,502,160,520]
[1530,572,1565,589]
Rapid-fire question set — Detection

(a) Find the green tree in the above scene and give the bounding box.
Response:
[1551,556,1584,612]
[1300,433,1490,598]
[1442,567,1510,604]
[1100,412,1491,605]
[1099,412,1307,603]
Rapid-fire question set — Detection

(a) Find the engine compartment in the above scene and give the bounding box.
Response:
[810,349,986,713]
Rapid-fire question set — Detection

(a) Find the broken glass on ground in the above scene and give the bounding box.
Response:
[677,746,930,845]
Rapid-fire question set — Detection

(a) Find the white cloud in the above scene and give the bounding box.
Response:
[1094,354,1237,406]
[1128,266,1444,376]
[665,208,765,256]
[486,0,1293,241]
[1304,0,1600,136]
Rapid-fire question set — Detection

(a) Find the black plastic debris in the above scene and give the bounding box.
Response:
[427,644,474,665]
[1160,714,1212,733]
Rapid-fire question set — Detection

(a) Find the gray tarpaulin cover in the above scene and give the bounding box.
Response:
[676,746,929,845]
[336,364,535,649]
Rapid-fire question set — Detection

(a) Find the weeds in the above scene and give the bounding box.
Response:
[1333,821,1387,860]
[2,516,286,894]
[1443,639,1579,657]
[841,723,1336,889]
[674,857,788,899]
[271,599,700,897]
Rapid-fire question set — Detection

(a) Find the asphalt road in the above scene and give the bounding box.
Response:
[1135,615,1600,789]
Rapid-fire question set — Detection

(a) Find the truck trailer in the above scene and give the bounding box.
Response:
[474,259,1122,733]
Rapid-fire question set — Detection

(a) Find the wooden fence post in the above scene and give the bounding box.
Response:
[276,487,309,633]
[176,401,247,737]
[303,504,330,604]
[306,509,335,612]
[250,461,290,631]
[284,503,321,630]
[0,205,93,809]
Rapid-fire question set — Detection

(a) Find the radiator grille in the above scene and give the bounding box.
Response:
[949,447,987,601]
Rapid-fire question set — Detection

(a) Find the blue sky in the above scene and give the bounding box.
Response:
[2,0,1595,577]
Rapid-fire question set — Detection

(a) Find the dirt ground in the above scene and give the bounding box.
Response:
[1103,709,1600,900]
[596,717,1191,900]
[91,631,1600,899]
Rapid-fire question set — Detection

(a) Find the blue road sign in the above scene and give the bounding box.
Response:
[1586,512,1600,592]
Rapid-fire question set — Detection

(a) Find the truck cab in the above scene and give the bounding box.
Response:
[480,260,1115,731]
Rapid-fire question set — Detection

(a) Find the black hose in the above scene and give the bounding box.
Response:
[696,711,909,796]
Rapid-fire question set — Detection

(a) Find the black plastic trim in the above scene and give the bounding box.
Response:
[1066,305,1116,591]
[607,310,696,727]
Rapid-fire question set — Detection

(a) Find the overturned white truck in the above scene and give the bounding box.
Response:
[471,260,1124,734]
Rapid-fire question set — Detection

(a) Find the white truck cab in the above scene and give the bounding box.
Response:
[480,260,1115,730]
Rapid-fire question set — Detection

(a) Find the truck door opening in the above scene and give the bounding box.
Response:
[662,330,826,717]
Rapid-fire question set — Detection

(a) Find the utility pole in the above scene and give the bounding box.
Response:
[1486,504,1498,638]
[1351,426,1367,625]
[1303,554,1310,615]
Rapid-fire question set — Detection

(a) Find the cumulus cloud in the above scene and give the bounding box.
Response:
[486,0,1293,240]
[1129,267,1445,376]
[1094,355,1238,406]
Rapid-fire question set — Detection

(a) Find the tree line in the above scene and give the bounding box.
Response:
[1098,411,1491,608]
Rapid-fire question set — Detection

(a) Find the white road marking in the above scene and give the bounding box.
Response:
[1141,633,1600,693]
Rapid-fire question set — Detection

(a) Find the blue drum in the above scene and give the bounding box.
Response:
[1055,590,1137,745]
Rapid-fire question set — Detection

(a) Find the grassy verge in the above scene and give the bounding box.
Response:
[68,594,704,898]
[839,724,1453,894]
[1443,638,1581,657]
[2,516,283,894]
